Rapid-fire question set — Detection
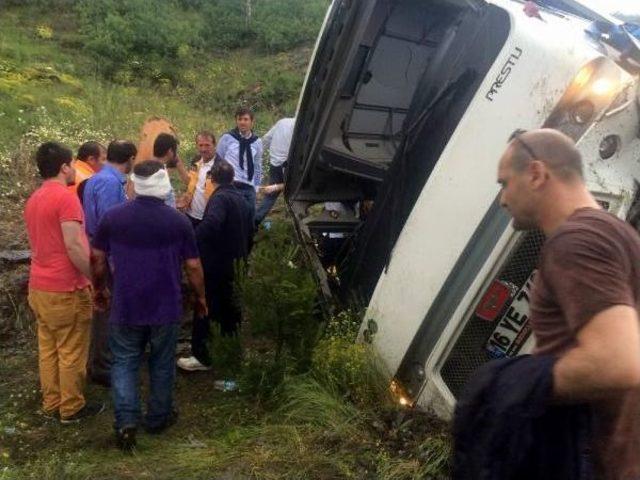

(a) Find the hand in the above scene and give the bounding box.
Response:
[195,295,208,318]
[94,288,111,312]
[260,184,282,195]
[361,200,374,216]
[166,154,184,169]
[176,194,189,211]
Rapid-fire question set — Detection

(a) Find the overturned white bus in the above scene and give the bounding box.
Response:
[285,0,640,417]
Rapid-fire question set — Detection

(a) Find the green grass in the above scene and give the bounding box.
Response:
[0,5,304,194]
[0,337,451,479]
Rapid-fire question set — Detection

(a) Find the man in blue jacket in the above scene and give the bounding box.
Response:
[82,140,137,387]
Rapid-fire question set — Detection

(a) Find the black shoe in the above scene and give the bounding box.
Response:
[60,401,105,425]
[116,426,137,452]
[144,409,178,434]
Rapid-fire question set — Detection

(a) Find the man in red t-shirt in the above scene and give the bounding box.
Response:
[24,142,104,423]
[497,129,640,479]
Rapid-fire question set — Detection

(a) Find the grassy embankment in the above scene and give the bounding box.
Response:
[0,4,451,479]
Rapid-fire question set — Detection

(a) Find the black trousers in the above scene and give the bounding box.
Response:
[88,271,113,385]
[186,214,201,230]
[88,308,112,384]
[191,272,241,366]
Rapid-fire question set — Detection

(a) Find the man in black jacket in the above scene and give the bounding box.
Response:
[177,160,253,372]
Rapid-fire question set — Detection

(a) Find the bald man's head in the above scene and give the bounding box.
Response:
[508,128,584,182]
[498,128,588,231]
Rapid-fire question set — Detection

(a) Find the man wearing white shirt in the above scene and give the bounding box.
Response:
[255,117,295,227]
[179,131,217,228]
[215,107,263,224]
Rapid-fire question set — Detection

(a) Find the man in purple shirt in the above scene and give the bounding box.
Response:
[92,159,207,452]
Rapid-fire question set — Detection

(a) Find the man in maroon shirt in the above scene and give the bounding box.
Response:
[497,128,640,479]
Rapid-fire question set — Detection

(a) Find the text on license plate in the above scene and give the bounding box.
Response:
[485,271,536,358]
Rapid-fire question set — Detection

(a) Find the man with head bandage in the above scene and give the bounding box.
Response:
[91,159,207,451]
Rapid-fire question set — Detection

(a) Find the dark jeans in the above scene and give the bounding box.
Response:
[186,214,201,230]
[88,308,112,384]
[192,273,241,366]
[233,182,256,225]
[109,323,179,430]
[88,271,112,384]
[255,163,285,226]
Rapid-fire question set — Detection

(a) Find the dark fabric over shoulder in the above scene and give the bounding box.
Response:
[228,128,258,181]
[453,355,594,480]
[195,185,253,279]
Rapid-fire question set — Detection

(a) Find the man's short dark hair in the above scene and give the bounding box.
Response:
[133,159,164,177]
[77,141,105,161]
[107,140,137,165]
[235,106,254,120]
[35,142,73,179]
[211,160,235,185]
[196,130,216,144]
[153,133,178,158]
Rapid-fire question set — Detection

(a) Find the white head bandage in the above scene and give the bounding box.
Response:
[131,168,172,199]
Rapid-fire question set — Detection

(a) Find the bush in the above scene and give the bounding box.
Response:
[258,70,303,110]
[199,0,255,50]
[237,220,320,370]
[253,0,329,53]
[238,353,290,402]
[275,376,367,439]
[199,0,329,53]
[207,323,243,376]
[75,0,196,84]
[311,310,393,411]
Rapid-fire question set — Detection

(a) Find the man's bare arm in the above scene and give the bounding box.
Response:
[91,248,110,311]
[259,183,284,195]
[174,156,191,186]
[61,221,91,279]
[185,258,207,317]
[91,248,108,292]
[553,305,640,401]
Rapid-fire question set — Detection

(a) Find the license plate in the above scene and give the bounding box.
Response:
[486,271,536,358]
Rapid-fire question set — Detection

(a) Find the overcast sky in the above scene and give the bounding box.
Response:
[579,0,640,16]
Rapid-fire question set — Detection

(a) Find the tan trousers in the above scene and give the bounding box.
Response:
[28,288,92,418]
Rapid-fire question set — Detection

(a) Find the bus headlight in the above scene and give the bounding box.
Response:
[545,58,624,140]
[390,379,414,408]
[591,78,617,96]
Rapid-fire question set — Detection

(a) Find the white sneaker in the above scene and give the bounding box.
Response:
[177,356,211,372]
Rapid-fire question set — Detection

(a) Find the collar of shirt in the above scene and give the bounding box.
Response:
[102,163,127,184]
[75,160,95,175]
[135,195,165,205]
[42,179,68,190]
